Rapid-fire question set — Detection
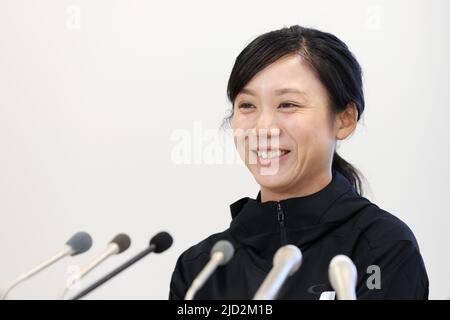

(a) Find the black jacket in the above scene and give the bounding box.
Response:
[169,170,429,299]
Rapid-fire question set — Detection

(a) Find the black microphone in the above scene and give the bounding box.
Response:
[70,231,173,300]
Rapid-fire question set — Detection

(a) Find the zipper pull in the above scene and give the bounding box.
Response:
[277,202,287,245]
[277,202,285,226]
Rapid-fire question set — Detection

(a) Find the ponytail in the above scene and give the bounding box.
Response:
[332,152,363,195]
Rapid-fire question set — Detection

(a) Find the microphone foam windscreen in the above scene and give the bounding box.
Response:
[211,240,235,265]
[110,233,131,253]
[149,231,173,253]
[66,231,93,256]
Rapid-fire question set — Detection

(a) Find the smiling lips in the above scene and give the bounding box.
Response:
[253,148,291,166]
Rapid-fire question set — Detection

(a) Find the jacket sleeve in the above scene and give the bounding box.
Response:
[168,253,189,300]
[356,239,429,299]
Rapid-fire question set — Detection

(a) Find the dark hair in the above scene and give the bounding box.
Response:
[225,25,365,195]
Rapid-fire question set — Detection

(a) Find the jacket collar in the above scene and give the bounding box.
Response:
[228,170,370,262]
[230,169,352,225]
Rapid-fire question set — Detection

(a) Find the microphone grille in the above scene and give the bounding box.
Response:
[66,231,93,256]
[211,240,235,265]
[149,231,173,253]
[110,233,131,253]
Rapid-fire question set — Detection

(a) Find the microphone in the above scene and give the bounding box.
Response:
[253,244,302,300]
[328,254,357,300]
[70,231,173,300]
[0,231,92,300]
[184,240,235,300]
[58,233,131,299]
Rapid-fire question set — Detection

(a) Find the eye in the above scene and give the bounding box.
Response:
[278,102,300,109]
[238,103,255,110]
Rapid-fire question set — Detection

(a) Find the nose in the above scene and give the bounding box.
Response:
[253,108,280,147]
[255,107,276,132]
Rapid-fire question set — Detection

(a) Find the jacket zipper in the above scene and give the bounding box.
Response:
[277,202,287,246]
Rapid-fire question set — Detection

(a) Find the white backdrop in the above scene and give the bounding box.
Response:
[0,0,449,299]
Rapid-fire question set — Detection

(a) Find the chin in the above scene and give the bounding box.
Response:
[252,171,291,191]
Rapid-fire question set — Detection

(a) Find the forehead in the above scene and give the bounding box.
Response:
[238,54,325,97]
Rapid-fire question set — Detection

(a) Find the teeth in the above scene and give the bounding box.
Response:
[257,150,285,159]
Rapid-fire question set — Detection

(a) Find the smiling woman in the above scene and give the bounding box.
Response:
[226,26,363,202]
[169,25,429,300]
[230,53,358,202]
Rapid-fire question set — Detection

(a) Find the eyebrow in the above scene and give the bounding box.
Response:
[239,87,307,96]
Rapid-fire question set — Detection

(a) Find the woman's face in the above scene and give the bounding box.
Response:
[231,54,342,198]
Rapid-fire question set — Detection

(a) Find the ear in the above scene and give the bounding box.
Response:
[334,103,358,140]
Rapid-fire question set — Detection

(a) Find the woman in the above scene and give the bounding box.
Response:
[169,25,429,299]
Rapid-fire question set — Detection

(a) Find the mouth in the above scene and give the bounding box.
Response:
[253,149,291,166]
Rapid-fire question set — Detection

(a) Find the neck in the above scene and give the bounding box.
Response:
[260,168,332,202]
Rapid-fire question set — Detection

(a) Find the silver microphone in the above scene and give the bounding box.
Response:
[328,254,357,300]
[253,244,302,300]
[184,240,234,300]
[1,231,92,300]
[58,233,131,299]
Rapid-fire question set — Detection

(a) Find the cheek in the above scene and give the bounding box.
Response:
[231,113,255,130]
[231,114,257,147]
[309,119,336,158]
[283,116,315,146]
[285,115,334,153]
[231,115,252,156]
